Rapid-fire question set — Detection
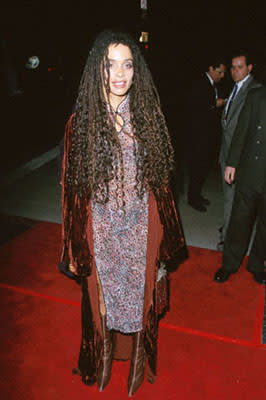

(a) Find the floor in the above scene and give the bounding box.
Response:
[1,143,265,348]
[0,146,224,251]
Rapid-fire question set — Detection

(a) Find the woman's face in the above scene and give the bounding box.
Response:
[104,43,134,109]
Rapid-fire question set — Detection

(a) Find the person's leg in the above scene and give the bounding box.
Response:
[222,187,257,272]
[187,151,207,211]
[96,270,113,392]
[221,163,236,242]
[198,156,212,199]
[127,330,145,396]
[188,157,201,201]
[191,140,216,205]
[246,195,266,273]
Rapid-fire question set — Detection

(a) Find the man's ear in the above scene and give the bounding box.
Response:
[247,64,253,73]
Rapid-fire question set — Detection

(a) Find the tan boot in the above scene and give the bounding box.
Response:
[97,316,113,391]
[127,331,145,396]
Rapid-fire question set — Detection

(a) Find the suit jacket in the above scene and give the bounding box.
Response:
[187,73,220,149]
[219,75,261,165]
[226,86,266,193]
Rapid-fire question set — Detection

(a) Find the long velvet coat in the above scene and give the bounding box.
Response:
[59,115,186,386]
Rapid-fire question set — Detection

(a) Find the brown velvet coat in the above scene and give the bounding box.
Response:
[60,115,186,386]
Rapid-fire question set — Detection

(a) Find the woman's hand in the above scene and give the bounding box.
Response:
[69,263,77,274]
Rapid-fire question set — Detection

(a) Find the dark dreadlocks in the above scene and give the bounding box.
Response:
[66,30,175,202]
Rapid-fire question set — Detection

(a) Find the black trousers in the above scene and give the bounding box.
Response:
[187,146,216,201]
[222,185,266,273]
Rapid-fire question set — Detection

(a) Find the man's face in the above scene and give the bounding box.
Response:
[231,56,253,83]
[208,64,226,83]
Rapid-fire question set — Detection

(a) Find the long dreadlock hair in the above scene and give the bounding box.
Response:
[66,30,175,203]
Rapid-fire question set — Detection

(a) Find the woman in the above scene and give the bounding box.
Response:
[59,30,185,396]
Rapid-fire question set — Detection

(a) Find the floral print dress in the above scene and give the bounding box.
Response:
[91,97,148,333]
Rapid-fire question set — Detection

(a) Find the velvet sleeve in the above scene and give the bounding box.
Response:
[156,187,187,271]
[59,114,92,281]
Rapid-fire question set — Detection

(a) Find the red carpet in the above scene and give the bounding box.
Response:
[0,221,266,399]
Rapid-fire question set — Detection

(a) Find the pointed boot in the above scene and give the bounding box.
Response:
[97,316,113,391]
[127,331,145,396]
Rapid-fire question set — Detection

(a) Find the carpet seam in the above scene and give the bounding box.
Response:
[1,282,266,350]
[0,282,80,307]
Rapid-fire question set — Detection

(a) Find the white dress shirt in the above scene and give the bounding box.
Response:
[206,72,218,99]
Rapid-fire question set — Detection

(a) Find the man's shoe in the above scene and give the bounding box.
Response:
[249,271,266,285]
[214,268,233,283]
[200,196,210,206]
[188,199,207,212]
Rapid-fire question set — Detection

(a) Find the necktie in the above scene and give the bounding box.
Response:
[225,83,238,118]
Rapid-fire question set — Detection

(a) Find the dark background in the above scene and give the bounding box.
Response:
[1,1,266,174]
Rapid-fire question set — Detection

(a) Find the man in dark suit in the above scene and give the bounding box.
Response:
[214,86,266,284]
[218,53,261,250]
[187,60,226,212]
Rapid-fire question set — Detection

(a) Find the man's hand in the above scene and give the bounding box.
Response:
[216,98,227,108]
[225,166,236,184]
